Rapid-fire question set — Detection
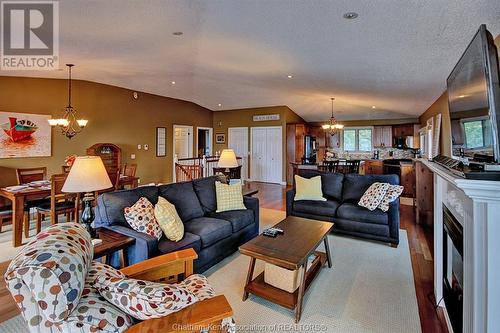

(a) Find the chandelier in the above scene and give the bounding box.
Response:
[48,64,88,139]
[322,97,344,136]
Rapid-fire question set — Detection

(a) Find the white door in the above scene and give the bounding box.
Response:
[228,127,249,180]
[266,127,282,183]
[174,126,192,158]
[251,126,282,184]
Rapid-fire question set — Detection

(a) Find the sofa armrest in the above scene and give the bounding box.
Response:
[244,196,259,234]
[104,225,159,266]
[286,189,295,216]
[387,198,400,245]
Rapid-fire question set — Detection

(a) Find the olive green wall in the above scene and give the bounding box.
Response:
[213,105,304,183]
[418,91,452,156]
[0,76,213,186]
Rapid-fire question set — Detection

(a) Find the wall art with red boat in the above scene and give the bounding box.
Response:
[0,112,51,158]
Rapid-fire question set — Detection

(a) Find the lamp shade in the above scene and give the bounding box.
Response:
[62,156,112,193]
[217,149,238,168]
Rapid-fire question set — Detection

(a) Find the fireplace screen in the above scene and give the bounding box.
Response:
[443,205,463,333]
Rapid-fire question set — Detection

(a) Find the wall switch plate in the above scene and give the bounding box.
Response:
[144,144,149,151]
[131,154,136,160]
[137,144,142,150]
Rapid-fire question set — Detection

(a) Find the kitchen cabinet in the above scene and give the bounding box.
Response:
[373,126,393,148]
[415,160,433,226]
[400,163,415,197]
[309,126,326,162]
[286,123,308,184]
[392,124,415,138]
[364,160,384,174]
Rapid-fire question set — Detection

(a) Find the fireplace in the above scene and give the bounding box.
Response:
[443,205,463,333]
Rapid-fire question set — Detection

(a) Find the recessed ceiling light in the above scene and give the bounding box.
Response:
[372,106,376,109]
[171,81,176,85]
[218,103,222,107]
[343,12,358,19]
[173,32,183,36]
[287,75,293,78]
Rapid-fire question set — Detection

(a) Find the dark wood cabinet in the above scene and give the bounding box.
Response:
[415,161,434,226]
[286,124,308,184]
[400,163,415,197]
[392,124,414,138]
[309,126,326,162]
[363,160,384,174]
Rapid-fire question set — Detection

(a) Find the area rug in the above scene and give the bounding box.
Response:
[0,208,421,332]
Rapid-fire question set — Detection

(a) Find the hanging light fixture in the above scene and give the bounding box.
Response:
[48,64,88,139]
[322,97,344,136]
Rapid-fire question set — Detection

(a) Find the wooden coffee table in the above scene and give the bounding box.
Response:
[239,216,334,322]
[93,228,135,267]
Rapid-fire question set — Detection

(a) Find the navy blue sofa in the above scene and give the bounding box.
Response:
[94,176,259,273]
[286,171,400,247]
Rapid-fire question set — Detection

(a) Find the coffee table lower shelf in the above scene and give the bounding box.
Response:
[244,251,327,312]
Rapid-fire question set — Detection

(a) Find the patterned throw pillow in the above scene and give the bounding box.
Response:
[294,175,326,201]
[358,182,390,211]
[215,181,246,213]
[154,197,184,242]
[92,275,198,320]
[124,197,162,240]
[378,184,404,212]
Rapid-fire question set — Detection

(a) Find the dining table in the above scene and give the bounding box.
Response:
[0,184,52,247]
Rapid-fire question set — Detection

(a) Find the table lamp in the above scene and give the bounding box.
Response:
[62,156,112,238]
[217,149,238,182]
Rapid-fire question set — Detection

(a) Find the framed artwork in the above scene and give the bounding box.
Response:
[432,113,442,158]
[215,133,226,144]
[0,112,51,158]
[156,127,166,157]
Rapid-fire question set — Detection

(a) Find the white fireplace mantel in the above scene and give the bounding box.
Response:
[420,159,500,333]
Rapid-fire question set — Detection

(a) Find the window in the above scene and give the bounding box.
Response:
[342,127,373,151]
[463,120,484,148]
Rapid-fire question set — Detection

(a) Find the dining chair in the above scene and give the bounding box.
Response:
[323,160,339,173]
[0,198,12,233]
[16,167,50,237]
[16,167,47,184]
[35,174,77,233]
[344,160,361,174]
[123,163,137,177]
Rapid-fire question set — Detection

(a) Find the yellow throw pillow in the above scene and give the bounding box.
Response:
[215,181,246,212]
[154,197,184,242]
[294,175,326,201]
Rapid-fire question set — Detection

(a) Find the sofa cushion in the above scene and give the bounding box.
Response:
[358,182,390,211]
[321,173,344,201]
[297,170,344,201]
[157,232,202,255]
[293,200,340,217]
[93,275,198,320]
[192,176,219,214]
[215,181,246,212]
[342,174,400,203]
[124,197,163,240]
[337,203,388,225]
[184,217,232,248]
[209,209,254,232]
[97,186,159,226]
[158,182,204,222]
[4,223,93,324]
[154,197,184,242]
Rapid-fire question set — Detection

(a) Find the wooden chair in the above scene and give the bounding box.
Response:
[0,199,12,233]
[16,167,47,184]
[16,167,50,237]
[344,160,361,174]
[123,163,137,177]
[120,248,233,333]
[319,160,339,173]
[35,174,77,233]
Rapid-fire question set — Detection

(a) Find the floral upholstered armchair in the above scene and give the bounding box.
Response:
[4,223,234,332]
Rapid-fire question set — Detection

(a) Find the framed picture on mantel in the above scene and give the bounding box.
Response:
[0,111,52,158]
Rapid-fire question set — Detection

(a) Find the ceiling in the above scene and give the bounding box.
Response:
[2,0,500,121]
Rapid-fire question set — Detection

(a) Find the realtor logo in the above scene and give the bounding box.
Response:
[1,1,59,70]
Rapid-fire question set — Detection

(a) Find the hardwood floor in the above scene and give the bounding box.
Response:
[0,181,449,332]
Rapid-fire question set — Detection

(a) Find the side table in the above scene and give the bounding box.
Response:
[93,228,135,267]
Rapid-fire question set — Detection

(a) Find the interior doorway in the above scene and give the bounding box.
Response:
[196,127,213,157]
[173,125,193,180]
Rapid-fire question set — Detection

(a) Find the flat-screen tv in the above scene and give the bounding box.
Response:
[447,25,500,163]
